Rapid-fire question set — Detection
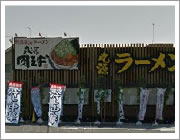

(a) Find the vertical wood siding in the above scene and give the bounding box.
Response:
[13,44,175,120]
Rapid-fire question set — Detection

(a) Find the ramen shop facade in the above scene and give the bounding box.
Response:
[12,37,175,122]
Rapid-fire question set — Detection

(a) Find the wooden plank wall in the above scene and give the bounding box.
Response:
[13,44,175,120]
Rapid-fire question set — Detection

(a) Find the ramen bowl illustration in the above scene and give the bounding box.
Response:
[50,39,78,69]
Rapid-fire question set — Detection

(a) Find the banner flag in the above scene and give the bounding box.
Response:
[119,103,125,120]
[118,92,125,120]
[5,81,23,124]
[48,84,66,127]
[156,88,166,120]
[95,90,103,115]
[31,87,42,118]
[77,88,86,120]
[138,88,150,121]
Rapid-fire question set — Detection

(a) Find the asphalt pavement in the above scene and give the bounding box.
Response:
[5,122,175,133]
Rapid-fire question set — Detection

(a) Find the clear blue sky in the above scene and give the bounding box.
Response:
[5,6,175,48]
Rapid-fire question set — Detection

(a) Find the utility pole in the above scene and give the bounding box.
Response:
[27,27,31,38]
[152,23,155,44]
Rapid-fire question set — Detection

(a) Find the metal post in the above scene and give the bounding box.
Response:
[152,23,155,44]
[27,27,31,38]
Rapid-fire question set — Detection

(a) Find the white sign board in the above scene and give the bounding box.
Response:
[63,88,89,104]
[41,87,50,104]
[94,89,112,102]
[40,88,89,105]
[15,37,79,70]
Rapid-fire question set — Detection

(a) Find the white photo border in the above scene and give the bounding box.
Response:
[1,1,179,139]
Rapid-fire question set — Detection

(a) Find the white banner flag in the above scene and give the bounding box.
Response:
[138,88,150,121]
[118,92,125,120]
[48,84,66,127]
[95,90,103,115]
[5,81,23,124]
[77,88,86,120]
[119,102,125,120]
[156,88,166,120]
[31,87,42,118]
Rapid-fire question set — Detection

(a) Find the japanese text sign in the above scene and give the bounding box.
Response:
[5,81,23,124]
[48,83,66,127]
[96,51,175,75]
[15,37,79,70]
